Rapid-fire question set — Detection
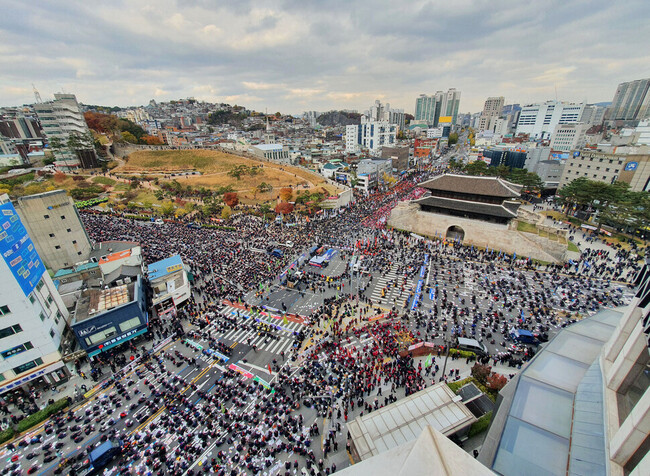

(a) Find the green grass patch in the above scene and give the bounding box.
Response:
[517,221,538,233]
[113,183,131,192]
[16,398,69,433]
[447,377,497,402]
[0,427,15,444]
[568,241,580,252]
[468,411,493,438]
[0,172,35,187]
[92,176,116,186]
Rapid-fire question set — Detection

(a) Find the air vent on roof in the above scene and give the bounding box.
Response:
[116,279,124,286]
[124,277,132,284]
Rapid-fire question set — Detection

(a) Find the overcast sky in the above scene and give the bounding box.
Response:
[1,0,649,114]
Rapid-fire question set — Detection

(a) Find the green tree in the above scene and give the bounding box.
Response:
[121,131,137,144]
[161,201,175,216]
[221,205,232,220]
[202,196,220,216]
[464,160,489,176]
[448,132,459,145]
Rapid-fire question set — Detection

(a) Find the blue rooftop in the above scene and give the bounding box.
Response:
[148,254,184,281]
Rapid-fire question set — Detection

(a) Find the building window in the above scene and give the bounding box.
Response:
[0,305,9,316]
[29,295,35,304]
[43,215,49,219]
[46,295,53,304]
[119,317,140,332]
[0,324,22,339]
[37,280,44,292]
[85,326,117,346]
[40,312,45,321]
[50,328,56,338]
[12,357,43,375]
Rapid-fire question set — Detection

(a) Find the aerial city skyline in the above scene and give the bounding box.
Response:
[1,0,650,112]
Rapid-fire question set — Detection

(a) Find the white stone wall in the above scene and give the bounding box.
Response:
[388,202,563,263]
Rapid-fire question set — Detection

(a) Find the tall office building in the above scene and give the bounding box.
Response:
[0,194,70,395]
[606,78,650,124]
[14,190,93,272]
[414,89,461,127]
[478,97,505,132]
[515,101,585,139]
[580,104,607,126]
[33,93,97,169]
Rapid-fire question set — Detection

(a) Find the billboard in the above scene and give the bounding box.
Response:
[438,116,452,124]
[0,201,45,297]
[550,152,569,160]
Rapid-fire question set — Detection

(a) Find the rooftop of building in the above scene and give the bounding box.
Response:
[89,241,139,263]
[415,196,520,218]
[339,425,493,476]
[419,174,523,198]
[73,279,138,324]
[147,254,184,281]
[347,382,476,461]
[15,189,68,202]
[253,143,283,151]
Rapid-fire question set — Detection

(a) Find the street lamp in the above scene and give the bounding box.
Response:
[440,336,451,382]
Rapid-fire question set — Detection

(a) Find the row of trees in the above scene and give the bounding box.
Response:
[447,158,544,196]
[557,177,650,232]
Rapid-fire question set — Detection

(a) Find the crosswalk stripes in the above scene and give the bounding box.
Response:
[369,266,415,305]
[207,305,305,354]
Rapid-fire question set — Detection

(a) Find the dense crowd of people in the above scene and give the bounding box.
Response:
[30,166,637,475]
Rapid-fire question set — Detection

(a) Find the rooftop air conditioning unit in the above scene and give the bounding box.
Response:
[124,277,132,284]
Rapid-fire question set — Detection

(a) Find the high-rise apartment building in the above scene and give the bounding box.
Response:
[0,194,70,395]
[414,89,461,127]
[478,97,505,132]
[33,93,97,169]
[364,100,405,131]
[345,121,397,154]
[14,190,93,272]
[606,78,650,124]
[515,101,585,139]
[580,104,607,126]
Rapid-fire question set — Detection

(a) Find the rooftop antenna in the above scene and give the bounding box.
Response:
[32,84,42,103]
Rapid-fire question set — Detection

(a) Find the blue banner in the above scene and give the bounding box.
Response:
[0,201,46,297]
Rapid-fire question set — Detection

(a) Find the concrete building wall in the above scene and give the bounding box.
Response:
[559,151,650,191]
[0,261,69,393]
[15,190,93,272]
[550,123,590,152]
